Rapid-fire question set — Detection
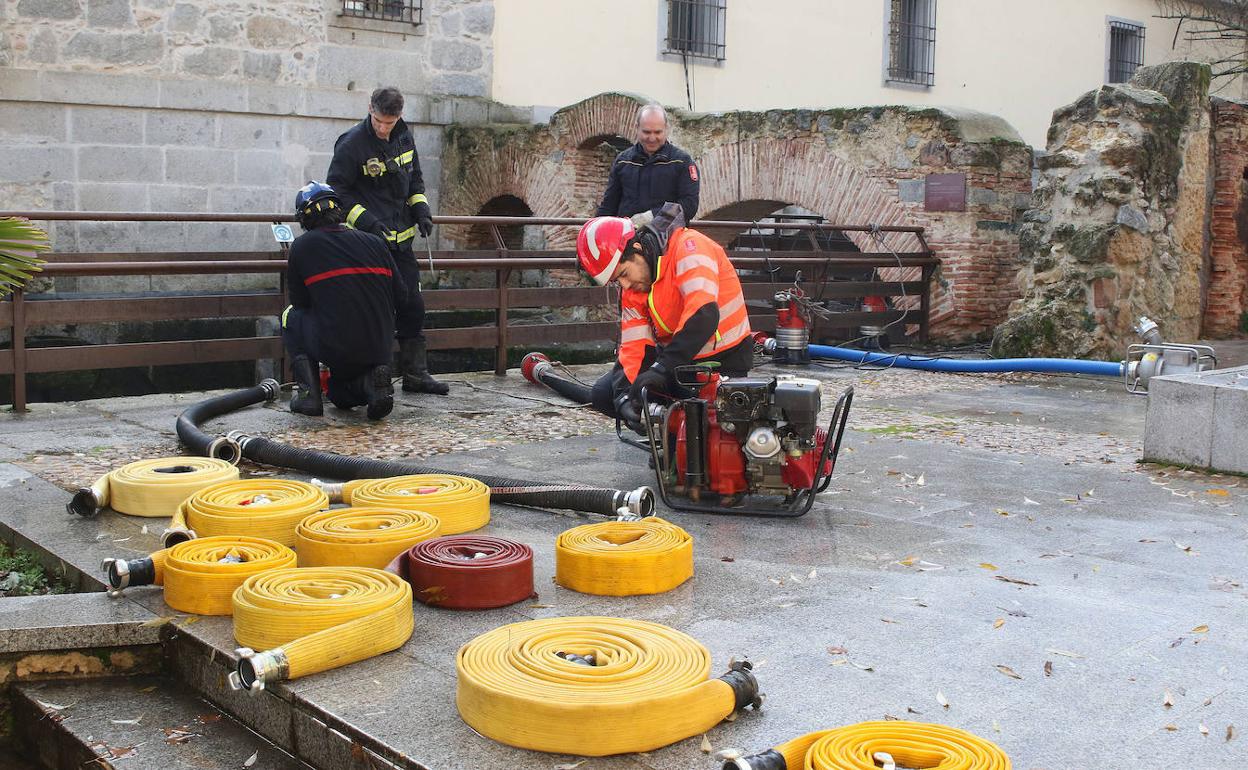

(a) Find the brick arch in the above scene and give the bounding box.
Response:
[549,92,648,151]
[442,143,577,249]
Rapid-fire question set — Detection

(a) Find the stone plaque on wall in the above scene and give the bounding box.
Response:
[925,173,967,211]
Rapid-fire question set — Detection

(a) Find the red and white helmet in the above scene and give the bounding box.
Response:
[576,216,635,285]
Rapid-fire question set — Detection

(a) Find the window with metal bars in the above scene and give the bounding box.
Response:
[1107,20,1145,83]
[664,0,726,62]
[887,0,936,87]
[340,0,422,26]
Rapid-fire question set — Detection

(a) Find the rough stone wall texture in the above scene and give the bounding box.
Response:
[440,93,1034,340]
[1206,98,1248,337]
[993,62,1215,360]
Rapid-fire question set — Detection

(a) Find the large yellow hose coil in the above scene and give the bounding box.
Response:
[345,475,489,534]
[555,517,693,596]
[103,536,296,615]
[456,616,759,756]
[164,479,328,548]
[295,507,441,569]
[69,457,239,518]
[229,567,413,694]
[729,721,1011,770]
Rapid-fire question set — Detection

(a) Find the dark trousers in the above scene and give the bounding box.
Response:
[282,307,372,408]
[393,249,426,340]
[590,338,754,419]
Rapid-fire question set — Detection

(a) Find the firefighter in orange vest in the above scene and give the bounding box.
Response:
[577,203,753,430]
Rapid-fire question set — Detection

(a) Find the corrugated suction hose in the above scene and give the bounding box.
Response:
[163,479,328,548]
[229,566,413,694]
[296,507,441,569]
[555,517,694,596]
[102,536,295,615]
[173,380,655,519]
[68,457,239,518]
[724,721,1011,770]
[456,616,760,756]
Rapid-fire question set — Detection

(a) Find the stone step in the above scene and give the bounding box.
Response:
[11,675,306,770]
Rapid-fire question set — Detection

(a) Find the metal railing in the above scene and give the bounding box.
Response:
[0,212,938,411]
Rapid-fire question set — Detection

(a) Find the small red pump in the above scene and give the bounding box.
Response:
[522,353,852,517]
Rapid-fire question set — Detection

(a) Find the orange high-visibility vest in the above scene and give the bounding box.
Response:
[618,228,750,382]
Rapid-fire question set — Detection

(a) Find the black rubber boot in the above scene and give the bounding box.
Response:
[289,355,323,416]
[363,364,394,420]
[400,337,449,395]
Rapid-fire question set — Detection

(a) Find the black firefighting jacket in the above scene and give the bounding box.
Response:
[596,141,700,221]
[327,116,428,253]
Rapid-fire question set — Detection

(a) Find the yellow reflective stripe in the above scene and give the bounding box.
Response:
[281,305,292,328]
[393,226,416,243]
[407,193,428,206]
[346,205,367,227]
[647,253,673,334]
[397,150,414,165]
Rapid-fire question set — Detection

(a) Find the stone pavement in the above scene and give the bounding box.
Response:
[0,358,1244,770]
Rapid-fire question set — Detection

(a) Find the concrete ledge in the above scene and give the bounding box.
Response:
[1143,365,1248,473]
[0,593,162,654]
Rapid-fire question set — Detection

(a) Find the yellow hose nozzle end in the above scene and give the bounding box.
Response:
[68,487,105,517]
[229,647,289,695]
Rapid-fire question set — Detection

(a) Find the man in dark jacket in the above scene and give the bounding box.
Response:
[327,86,448,395]
[282,182,402,420]
[596,104,700,224]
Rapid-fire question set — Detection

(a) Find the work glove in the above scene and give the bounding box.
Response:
[614,392,645,435]
[412,201,434,238]
[369,220,393,242]
[628,363,667,407]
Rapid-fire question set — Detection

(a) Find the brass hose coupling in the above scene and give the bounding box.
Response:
[228,647,289,695]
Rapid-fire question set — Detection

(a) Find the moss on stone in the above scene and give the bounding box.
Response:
[1065,223,1118,263]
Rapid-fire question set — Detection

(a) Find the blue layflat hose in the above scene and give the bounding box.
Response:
[805,344,1125,377]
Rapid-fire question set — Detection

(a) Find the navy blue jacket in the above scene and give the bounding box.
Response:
[596,141,700,221]
[327,117,428,253]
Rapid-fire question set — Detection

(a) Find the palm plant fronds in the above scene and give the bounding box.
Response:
[0,217,50,297]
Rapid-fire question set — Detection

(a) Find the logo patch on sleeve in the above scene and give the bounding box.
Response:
[688,164,698,181]
[685,238,696,251]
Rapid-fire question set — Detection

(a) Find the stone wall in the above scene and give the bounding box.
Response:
[440,93,1034,340]
[1206,98,1248,337]
[993,62,1214,360]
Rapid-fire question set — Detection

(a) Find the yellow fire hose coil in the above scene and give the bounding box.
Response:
[555,517,693,596]
[346,475,489,535]
[295,507,441,569]
[164,479,328,548]
[229,566,413,693]
[456,616,757,756]
[742,721,1011,770]
[152,536,296,615]
[72,457,239,518]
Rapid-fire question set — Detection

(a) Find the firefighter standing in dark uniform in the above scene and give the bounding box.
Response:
[327,86,448,395]
[597,104,700,225]
[283,181,402,421]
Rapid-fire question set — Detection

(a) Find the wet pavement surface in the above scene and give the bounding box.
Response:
[1,354,1245,770]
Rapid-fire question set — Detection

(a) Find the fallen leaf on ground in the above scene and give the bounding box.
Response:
[992,719,1001,732]
[554,761,587,770]
[700,734,713,753]
[36,701,67,711]
[1023,497,1040,506]
[916,474,926,486]
[936,691,949,708]
[1206,489,1229,497]
[528,604,553,609]
[979,562,999,570]
[244,751,258,767]
[1164,689,1175,708]
[906,707,922,715]
[995,575,1037,586]
[995,665,1022,680]
[827,646,849,655]
[993,618,1005,630]
[111,717,142,725]
[720,557,735,563]
[1045,647,1084,658]
[897,556,917,567]
[713,749,743,762]
[881,618,900,624]
[1200,723,1209,736]
[1228,725,1236,742]
[994,508,1011,517]
[1192,624,1209,634]
[1044,661,1053,677]
[1170,637,1185,648]
[884,713,901,721]
[1164,724,1178,732]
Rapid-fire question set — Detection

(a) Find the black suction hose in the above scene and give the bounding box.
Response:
[174,380,653,518]
[520,352,594,404]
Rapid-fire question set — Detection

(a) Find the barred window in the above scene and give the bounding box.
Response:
[340,0,422,25]
[1107,20,1145,83]
[887,0,937,87]
[665,0,726,62]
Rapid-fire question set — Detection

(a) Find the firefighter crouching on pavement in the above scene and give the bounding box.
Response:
[577,203,753,430]
[327,85,448,395]
[282,181,402,421]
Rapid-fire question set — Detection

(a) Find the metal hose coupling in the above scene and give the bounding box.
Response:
[614,486,656,518]
[228,647,289,695]
[258,378,282,402]
[205,436,242,464]
[160,526,197,549]
[67,487,105,517]
[722,749,787,770]
[717,660,763,713]
[311,478,347,504]
[101,557,157,597]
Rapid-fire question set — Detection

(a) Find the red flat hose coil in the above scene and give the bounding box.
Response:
[392,535,534,609]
